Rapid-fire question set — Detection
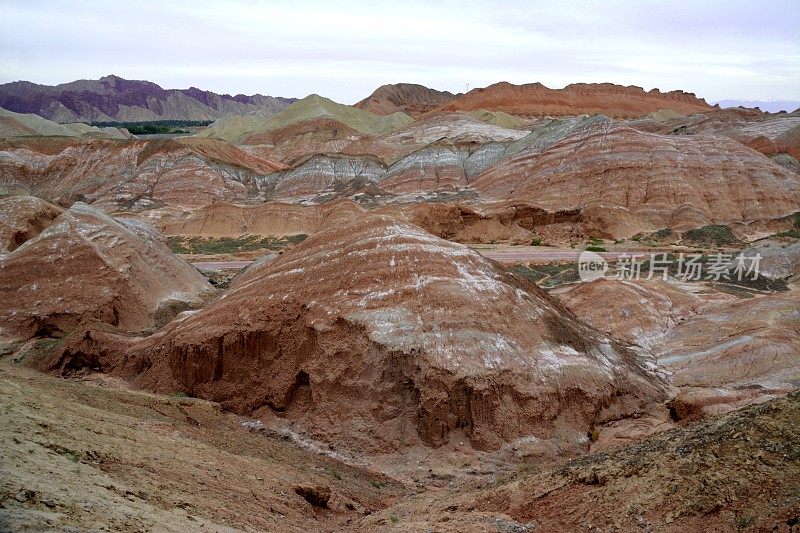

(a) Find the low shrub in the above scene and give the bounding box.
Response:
[682,225,739,246]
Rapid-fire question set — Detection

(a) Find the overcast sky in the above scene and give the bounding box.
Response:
[1,0,798,104]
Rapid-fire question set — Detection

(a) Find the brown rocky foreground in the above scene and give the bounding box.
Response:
[0,361,402,532]
[1,361,796,532]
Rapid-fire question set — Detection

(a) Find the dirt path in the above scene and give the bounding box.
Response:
[191,259,255,270]
[190,247,679,270]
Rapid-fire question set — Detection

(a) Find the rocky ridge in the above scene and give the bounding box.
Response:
[435,81,713,118]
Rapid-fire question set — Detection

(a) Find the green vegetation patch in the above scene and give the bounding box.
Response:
[90,119,212,135]
[775,212,800,239]
[510,263,580,289]
[682,225,740,247]
[168,234,308,255]
[776,228,800,239]
[18,337,65,367]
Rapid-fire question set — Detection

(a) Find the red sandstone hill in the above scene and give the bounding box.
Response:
[0,200,211,339]
[434,82,713,118]
[48,216,667,452]
[0,137,284,209]
[354,83,459,116]
[471,117,800,235]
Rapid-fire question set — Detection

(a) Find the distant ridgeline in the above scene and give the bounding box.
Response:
[89,120,213,135]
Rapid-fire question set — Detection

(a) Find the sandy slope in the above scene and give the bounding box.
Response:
[0,361,403,532]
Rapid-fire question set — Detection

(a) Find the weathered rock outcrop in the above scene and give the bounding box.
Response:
[404,202,582,244]
[629,108,800,161]
[50,217,666,452]
[382,111,527,146]
[154,199,364,238]
[556,274,800,420]
[0,203,211,339]
[240,117,373,165]
[657,288,800,391]
[271,155,386,199]
[381,146,468,193]
[0,195,63,253]
[435,82,712,118]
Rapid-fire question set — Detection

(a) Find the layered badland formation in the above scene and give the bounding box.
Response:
[1,78,798,531]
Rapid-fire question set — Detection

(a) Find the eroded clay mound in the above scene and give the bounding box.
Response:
[0,202,211,340]
[658,289,800,392]
[0,106,131,139]
[0,195,64,253]
[56,217,667,452]
[556,276,800,420]
[198,94,413,143]
[472,119,800,234]
[554,279,703,350]
[629,107,800,161]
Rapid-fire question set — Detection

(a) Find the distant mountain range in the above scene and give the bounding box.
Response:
[355,81,713,118]
[3,75,765,126]
[0,75,297,123]
[714,100,800,113]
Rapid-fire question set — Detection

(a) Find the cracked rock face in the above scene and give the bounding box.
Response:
[0,201,211,339]
[55,216,667,452]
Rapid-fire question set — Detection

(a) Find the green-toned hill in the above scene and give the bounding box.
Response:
[0,107,131,139]
[198,94,414,142]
